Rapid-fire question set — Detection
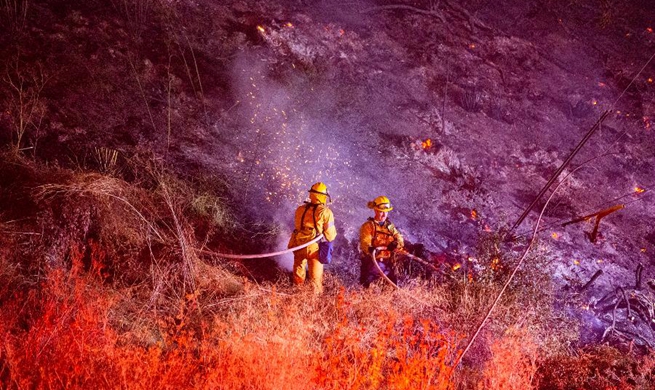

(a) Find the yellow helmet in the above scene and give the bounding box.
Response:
[309,182,331,204]
[367,195,393,212]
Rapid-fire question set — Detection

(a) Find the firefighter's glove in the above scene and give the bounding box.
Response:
[387,241,398,252]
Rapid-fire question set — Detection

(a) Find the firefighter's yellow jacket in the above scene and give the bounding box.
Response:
[288,202,337,256]
[359,218,404,260]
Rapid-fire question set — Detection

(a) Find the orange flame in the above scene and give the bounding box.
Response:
[421,138,432,149]
[591,99,598,105]
[648,78,653,83]
[634,186,645,193]
[256,25,266,34]
[551,232,559,239]
[470,209,478,220]
[452,263,461,271]
[286,22,293,28]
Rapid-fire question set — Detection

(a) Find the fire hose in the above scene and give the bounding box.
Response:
[370,247,449,289]
[196,234,324,259]
[371,247,400,289]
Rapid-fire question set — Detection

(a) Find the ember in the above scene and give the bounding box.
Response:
[470,209,478,220]
[490,257,501,271]
[421,138,432,150]
[634,186,645,193]
[551,232,559,239]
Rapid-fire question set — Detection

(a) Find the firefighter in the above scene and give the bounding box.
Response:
[359,196,404,288]
[287,182,337,293]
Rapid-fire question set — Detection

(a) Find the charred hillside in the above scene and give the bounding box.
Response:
[0,0,654,388]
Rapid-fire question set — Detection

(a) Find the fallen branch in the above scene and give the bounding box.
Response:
[442,0,492,32]
[511,110,611,231]
[636,263,643,290]
[579,269,603,291]
[619,287,631,320]
[360,5,446,23]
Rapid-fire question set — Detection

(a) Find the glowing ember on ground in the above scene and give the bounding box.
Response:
[573,260,580,265]
[551,232,559,239]
[598,82,606,87]
[641,248,647,253]
[490,257,501,271]
[591,99,598,105]
[286,22,293,28]
[644,117,652,129]
[452,263,461,271]
[468,43,476,49]
[421,138,432,150]
[634,186,645,193]
[256,25,265,34]
[648,78,653,83]
[470,209,478,220]
[647,27,653,33]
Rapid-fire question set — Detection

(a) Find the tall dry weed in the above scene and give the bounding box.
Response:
[481,326,539,390]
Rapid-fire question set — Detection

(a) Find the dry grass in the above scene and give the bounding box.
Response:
[0,156,652,389]
[0,0,29,34]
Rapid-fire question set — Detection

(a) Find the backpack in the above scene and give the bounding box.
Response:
[288,203,333,264]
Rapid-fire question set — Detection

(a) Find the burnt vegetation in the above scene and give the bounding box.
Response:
[1,0,655,388]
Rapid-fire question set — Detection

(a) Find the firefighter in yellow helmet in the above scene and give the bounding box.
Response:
[359,196,404,288]
[287,182,337,293]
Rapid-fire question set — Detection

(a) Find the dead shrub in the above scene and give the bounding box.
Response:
[535,345,655,389]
